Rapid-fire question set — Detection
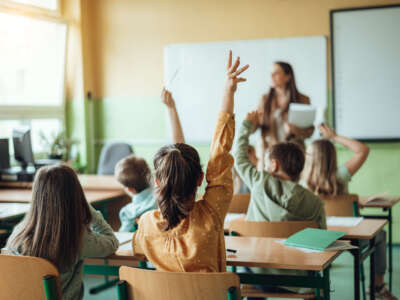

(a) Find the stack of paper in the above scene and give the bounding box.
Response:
[327,216,363,227]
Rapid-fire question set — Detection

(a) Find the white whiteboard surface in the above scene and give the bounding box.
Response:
[164,36,327,144]
[332,6,400,140]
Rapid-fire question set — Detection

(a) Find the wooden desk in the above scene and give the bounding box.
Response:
[0,203,30,221]
[0,175,123,191]
[329,219,387,300]
[86,236,341,299]
[358,196,399,292]
[0,189,125,204]
[0,189,129,230]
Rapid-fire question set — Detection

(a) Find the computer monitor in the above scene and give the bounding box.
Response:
[13,128,35,170]
[0,139,10,169]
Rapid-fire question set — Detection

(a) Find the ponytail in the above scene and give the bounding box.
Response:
[154,143,202,231]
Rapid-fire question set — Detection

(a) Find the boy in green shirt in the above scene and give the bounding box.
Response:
[233,111,326,296]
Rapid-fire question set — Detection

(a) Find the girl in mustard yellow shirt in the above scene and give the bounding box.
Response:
[133,51,249,272]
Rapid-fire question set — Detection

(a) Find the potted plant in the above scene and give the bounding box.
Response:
[39,131,79,161]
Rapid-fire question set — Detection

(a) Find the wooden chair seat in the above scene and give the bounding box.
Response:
[242,284,316,299]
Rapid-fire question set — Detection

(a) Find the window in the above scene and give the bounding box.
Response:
[0,10,67,155]
[1,0,58,11]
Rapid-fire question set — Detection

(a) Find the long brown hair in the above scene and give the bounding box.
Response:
[304,139,345,196]
[153,143,203,231]
[260,62,301,136]
[9,164,92,271]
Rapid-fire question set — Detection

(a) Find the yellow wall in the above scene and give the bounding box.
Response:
[85,0,400,98]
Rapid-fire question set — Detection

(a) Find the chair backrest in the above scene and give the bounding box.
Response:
[228,194,250,213]
[97,142,133,175]
[320,194,359,217]
[0,255,61,300]
[228,220,318,238]
[119,267,241,300]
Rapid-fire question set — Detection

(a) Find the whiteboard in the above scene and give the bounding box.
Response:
[332,5,400,141]
[164,36,327,144]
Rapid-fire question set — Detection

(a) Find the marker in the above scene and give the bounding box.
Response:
[226,248,237,253]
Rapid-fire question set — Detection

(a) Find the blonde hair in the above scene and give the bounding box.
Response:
[304,139,345,196]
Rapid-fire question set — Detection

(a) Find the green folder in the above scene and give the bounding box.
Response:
[284,228,346,251]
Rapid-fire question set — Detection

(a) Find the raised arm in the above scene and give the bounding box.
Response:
[161,88,185,143]
[319,124,370,176]
[203,50,249,221]
[234,111,262,188]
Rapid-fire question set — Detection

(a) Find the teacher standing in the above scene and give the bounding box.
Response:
[257,62,314,170]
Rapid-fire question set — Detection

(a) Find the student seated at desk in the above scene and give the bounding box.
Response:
[233,111,326,296]
[116,88,186,232]
[303,124,396,300]
[6,165,119,300]
[133,51,248,272]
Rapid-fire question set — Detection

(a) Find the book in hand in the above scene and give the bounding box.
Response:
[284,228,355,251]
[288,103,316,128]
[359,193,398,206]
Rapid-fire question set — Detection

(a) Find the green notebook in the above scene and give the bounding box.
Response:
[284,228,346,251]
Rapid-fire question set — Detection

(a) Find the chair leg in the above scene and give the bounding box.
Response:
[42,275,58,300]
[117,280,128,300]
[360,263,366,300]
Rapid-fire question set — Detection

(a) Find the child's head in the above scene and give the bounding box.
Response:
[9,164,91,271]
[304,139,344,196]
[115,154,152,195]
[153,143,204,231]
[266,142,304,182]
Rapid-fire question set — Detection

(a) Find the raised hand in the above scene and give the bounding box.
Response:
[161,88,175,108]
[246,111,259,133]
[225,50,249,93]
[318,124,337,140]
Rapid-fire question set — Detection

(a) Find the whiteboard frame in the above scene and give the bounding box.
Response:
[330,4,400,142]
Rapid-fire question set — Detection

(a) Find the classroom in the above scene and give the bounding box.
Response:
[0,0,399,299]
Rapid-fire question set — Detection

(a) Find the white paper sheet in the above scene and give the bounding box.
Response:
[288,103,316,128]
[224,213,246,224]
[327,216,363,227]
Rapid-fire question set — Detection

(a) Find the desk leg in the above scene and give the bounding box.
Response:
[370,237,376,300]
[323,268,331,300]
[388,208,392,292]
[351,240,361,300]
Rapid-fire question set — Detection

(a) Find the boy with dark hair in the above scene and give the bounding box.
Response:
[234,111,326,228]
[234,111,326,297]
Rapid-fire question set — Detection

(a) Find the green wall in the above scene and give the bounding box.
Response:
[67,96,400,242]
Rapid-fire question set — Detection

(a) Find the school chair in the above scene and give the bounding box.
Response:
[97,142,133,175]
[117,267,241,300]
[227,220,318,299]
[320,194,367,300]
[228,193,250,213]
[0,254,61,300]
[320,194,359,217]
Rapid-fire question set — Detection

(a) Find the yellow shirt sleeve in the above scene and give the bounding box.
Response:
[202,112,235,223]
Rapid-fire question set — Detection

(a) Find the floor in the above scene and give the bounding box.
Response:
[83,247,399,299]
